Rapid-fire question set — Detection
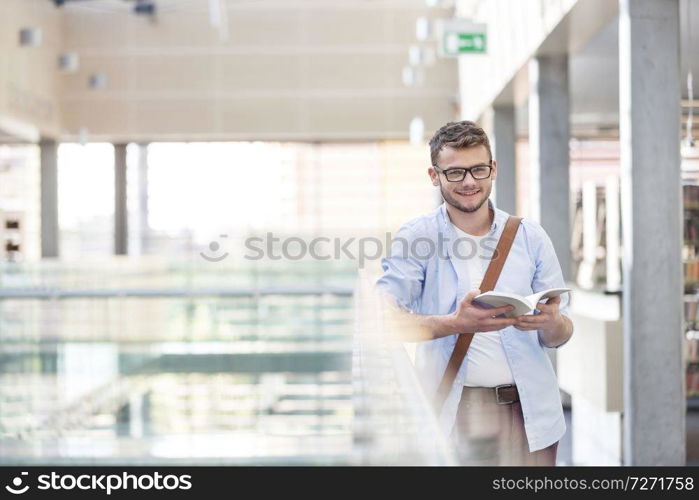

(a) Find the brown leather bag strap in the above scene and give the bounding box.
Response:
[433,215,522,411]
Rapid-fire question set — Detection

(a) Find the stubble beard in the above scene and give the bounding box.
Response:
[440,182,492,214]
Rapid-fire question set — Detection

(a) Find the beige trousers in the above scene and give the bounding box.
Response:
[450,386,559,466]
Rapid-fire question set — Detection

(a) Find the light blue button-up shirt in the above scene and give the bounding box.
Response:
[375,199,571,452]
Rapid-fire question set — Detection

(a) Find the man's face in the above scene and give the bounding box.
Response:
[428,145,497,214]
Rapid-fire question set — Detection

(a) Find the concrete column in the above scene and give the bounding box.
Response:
[528,55,571,281]
[114,143,128,255]
[40,138,59,258]
[492,105,517,215]
[137,143,149,254]
[619,0,684,465]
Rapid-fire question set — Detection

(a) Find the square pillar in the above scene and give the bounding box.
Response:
[114,143,128,255]
[492,105,517,215]
[40,138,59,258]
[619,0,684,465]
[137,143,149,254]
[528,55,571,280]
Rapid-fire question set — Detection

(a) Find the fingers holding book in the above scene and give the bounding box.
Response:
[512,295,562,332]
[451,289,517,333]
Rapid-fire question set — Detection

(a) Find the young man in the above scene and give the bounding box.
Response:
[376,120,573,466]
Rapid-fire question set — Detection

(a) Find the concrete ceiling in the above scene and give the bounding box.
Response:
[1,0,460,143]
[57,0,459,142]
[4,0,697,143]
[511,1,699,139]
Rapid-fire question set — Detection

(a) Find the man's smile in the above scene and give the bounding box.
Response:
[455,189,481,198]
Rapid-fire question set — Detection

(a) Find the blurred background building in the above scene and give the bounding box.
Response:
[0,0,696,465]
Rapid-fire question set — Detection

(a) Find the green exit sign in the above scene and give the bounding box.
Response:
[443,31,487,55]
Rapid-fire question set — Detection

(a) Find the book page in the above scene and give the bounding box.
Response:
[525,288,571,310]
[473,292,532,318]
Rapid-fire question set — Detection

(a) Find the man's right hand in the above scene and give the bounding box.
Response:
[449,289,516,333]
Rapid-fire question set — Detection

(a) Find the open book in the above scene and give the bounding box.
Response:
[473,288,571,318]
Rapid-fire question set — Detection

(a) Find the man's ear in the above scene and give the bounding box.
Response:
[428,167,440,186]
[491,159,497,182]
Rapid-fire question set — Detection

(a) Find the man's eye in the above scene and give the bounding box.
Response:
[472,167,489,175]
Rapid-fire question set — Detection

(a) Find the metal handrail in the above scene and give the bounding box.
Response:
[0,286,354,300]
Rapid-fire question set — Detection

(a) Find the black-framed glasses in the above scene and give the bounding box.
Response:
[433,163,493,182]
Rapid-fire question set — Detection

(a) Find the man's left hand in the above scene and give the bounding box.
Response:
[512,295,563,334]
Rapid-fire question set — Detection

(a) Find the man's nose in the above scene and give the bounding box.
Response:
[460,172,478,186]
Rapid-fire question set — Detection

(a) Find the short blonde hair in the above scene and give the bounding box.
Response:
[429,120,492,167]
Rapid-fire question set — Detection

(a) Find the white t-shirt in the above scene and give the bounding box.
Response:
[452,225,515,388]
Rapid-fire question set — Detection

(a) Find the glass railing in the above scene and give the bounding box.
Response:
[0,259,355,465]
[0,259,456,465]
[350,271,457,465]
